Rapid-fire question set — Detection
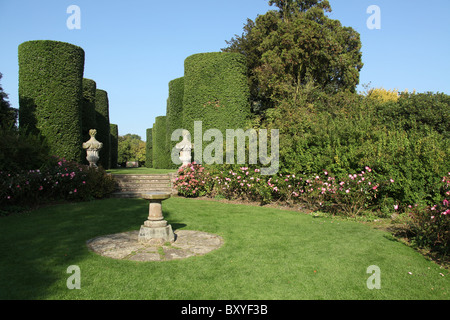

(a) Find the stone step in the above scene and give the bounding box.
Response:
[111,174,177,198]
[113,174,172,180]
[116,180,171,185]
[111,191,173,198]
[115,181,171,187]
[118,187,173,192]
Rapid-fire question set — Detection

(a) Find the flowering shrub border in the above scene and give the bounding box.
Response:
[207,165,391,216]
[0,157,116,213]
[406,173,449,255]
[174,164,449,255]
[407,199,449,255]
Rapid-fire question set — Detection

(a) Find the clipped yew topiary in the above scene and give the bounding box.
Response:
[18,40,85,162]
[110,124,118,169]
[152,116,170,169]
[145,128,153,168]
[166,77,184,168]
[183,52,251,150]
[82,78,97,144]
[95,89,110,169]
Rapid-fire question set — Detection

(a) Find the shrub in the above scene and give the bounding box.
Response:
[406,197,449,256]
[365,87,400,103]
[262,89,450,207]
[325,167,389,217]
[395,92,450,138]
[183,52,251,162]
[95,89,111,169]
[83,166,117,199]
[0,156,117,213]
[18,40,85,162]
[174,163,208,197]
[0,127,51,173]
[210,165,274,204]
[195,164,394,215]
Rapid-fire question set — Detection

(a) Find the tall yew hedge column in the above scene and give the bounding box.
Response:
[166,77,184,169]
[110,124,118,169]
[146,128,153,168]
[18,40,85,162]
[152,116,169,169]
[95,89,111,169]
[183,52,251,161]
[82,78,97,143]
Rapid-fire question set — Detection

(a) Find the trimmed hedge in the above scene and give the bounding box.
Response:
[145,128,153,168]
[183,52,251,160]
[82,78,97,144]
[166,77,185,168]
[95,89,110,169]
[18,40,85,162]
[110,124,118,169]
[152,116,170,169]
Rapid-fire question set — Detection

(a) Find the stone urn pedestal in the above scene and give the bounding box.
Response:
[138,192,174,245]
[82,129,103,168]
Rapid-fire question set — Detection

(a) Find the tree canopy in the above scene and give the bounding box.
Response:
[269,0,331,21]
[0,72,18,129]
[223,0,363,113]
[118,134,146,165]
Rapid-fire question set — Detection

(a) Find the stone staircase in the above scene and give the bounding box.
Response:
[111,174,177,198]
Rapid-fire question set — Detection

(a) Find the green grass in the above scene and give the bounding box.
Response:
[107,167,177,175]
[0,197,448,300]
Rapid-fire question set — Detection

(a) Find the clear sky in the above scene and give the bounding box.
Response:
[1,0,449,141]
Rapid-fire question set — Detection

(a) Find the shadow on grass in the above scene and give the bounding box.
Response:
[162,207,187,232]
[0,198,153,299]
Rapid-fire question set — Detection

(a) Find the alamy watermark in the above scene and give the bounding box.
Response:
[66,265,81,289]
[66,5,380,31]
[366,265,381,289]
[171,121,279,175]
[67,5,81,30]
[367,5,381,30]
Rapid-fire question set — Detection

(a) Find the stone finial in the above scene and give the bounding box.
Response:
[83,129,103,168]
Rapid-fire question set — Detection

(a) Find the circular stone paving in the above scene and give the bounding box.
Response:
[86,230,224,262]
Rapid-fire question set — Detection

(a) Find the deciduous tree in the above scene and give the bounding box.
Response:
[118,134,146,166]
[0,72,17,129]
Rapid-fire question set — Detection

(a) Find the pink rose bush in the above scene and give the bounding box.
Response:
[174,162,210,197]
[406,173,450,255]
[1,156,116,213]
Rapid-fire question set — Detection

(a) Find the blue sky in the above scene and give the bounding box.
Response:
[1,0,449,141]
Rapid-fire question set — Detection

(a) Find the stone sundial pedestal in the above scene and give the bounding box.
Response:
[86,190,224,261]
[138,192,175,245]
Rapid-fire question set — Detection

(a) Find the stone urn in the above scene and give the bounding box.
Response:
[83,129,103,168]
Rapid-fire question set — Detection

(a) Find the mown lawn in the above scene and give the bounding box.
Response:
[0,197,448,300]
